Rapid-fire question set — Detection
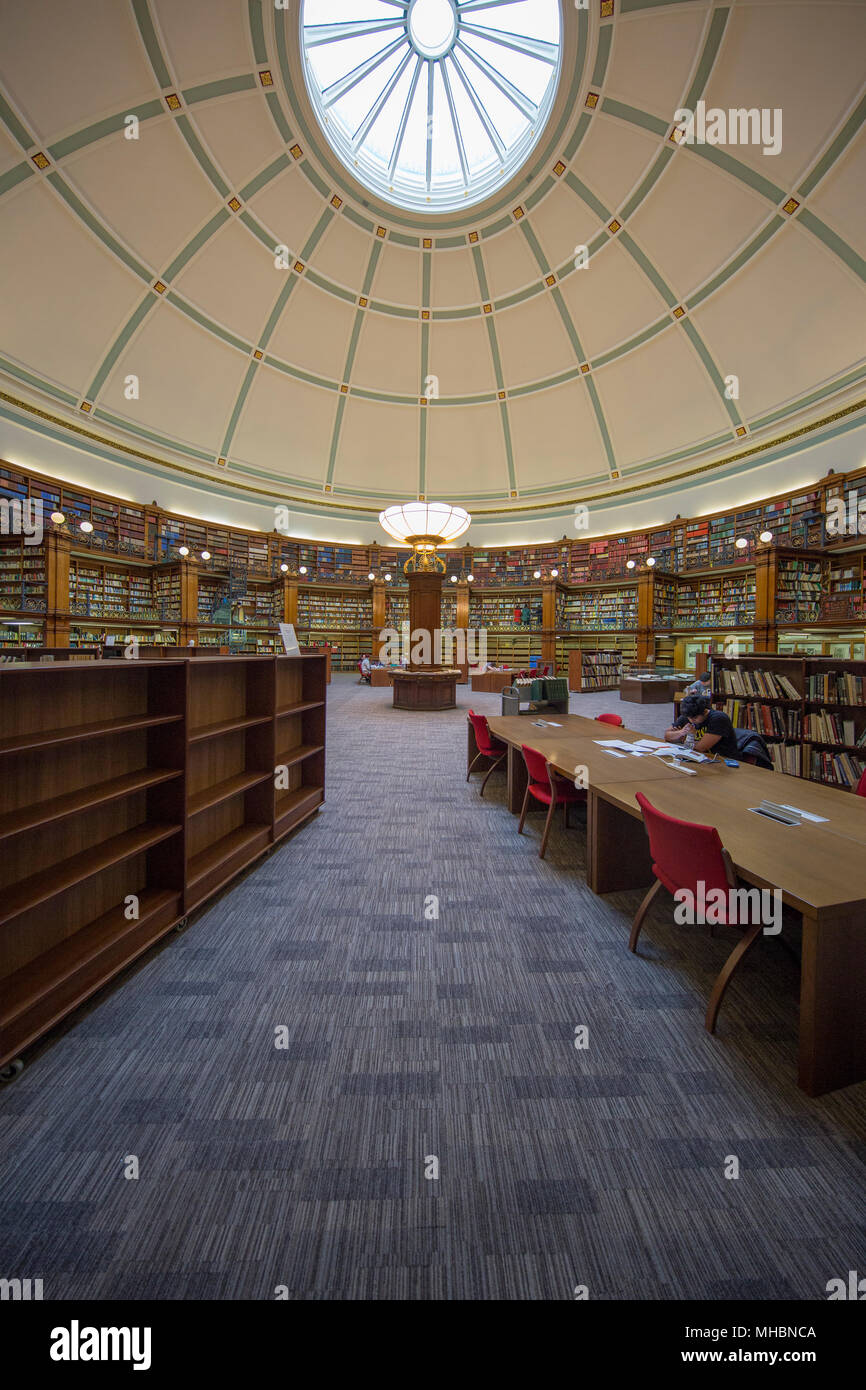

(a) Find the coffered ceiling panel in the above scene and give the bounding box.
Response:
[0,0,862,520]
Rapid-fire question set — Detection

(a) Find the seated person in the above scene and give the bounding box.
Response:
[359,654,371,684]
[686,669,712,696]
[665,693,738,758]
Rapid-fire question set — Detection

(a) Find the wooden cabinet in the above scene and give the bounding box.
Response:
[0,654,326,1066]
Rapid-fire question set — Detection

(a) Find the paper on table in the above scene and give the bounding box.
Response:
[595,739,636,750]
[600,749,627,757]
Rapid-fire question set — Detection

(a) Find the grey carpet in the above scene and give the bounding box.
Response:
[0,676,864,1300]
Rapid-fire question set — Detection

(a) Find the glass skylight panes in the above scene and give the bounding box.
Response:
[301,0,562,212]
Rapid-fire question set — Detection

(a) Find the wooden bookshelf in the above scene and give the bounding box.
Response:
[712,654,866,789]
[0,654,326,1066]
[568,649,622,692]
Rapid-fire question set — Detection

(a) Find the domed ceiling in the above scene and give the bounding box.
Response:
[0,0,864,525]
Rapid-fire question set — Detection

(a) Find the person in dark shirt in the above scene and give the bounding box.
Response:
[665,693,739,758]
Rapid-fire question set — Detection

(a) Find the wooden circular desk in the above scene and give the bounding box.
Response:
[392,669,459,710]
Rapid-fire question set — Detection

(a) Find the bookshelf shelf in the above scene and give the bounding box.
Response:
[0,655,326,1066]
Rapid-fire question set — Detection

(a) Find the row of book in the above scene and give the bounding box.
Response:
[803,711,866,745]
[768,742,802,776]
[805,671,864,704]
[715,666,800,699]
[807,749,865,788]
[720,699,800,740]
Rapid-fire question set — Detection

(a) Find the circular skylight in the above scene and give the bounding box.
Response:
[300,0,563,213]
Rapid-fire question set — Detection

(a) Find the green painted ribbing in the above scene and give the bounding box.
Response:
[520,221,549,274]
[263,356,339,392]
[682,7,730,113]
[525,176,554,212]
[434,235,465,249]
[435,392,498,406]
[432,307,482,320]
[420,321,430,388]
[239,209,279,251]
[0,162,32,196]
[591,23,613,87]
[361,241,382,295]
[247,0,267,64]
[342,204,375,233]
[522,474,609,495]
[305,269,355,304]
[619,231,677,306]
[472,245,490,301]
[564,111,591,163]
[686,217,782,309]
[182,74,257,105]
[166,293,252,354]
[799,93,866,198]
[326,394,347,485]
[0,94,32,149]
[484,318,504,389]
[620,0,699,10]
[259,276,298,347]
[48,102,164,161]
[601,99,668,137]
[46,174,151,280]
[751,366,866,431]
[220,361,258,455]
[86,296,157,399]
[620,149,672,221]
[508,368,580,399]
[0,356,76,404]
[623,432,732,475]
[584,375,616,470]
[369,300,417,319]
[590,316,670,370]
[239,153,290,202]
[390,231,420,247]
[163,208,230,282]
[499,401,516,492]
[264,92,293,143]
[351,386,415,405]
[422,252,431,307]
[493,284,544,312]
[343,311,365,383]
[481,216,511,238]
[564,171,609,221]
[175,116,230,197]
[798,208,866,283]
[689,143,785,204]
[92,408,215,461]
[300,161,330,199]
[131,0,171,89]
[300,207,334,262]
[551,289,585,361]
[680,319,741,427]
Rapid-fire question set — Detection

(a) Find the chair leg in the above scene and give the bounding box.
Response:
[628,879,662,953]
[479,751,505,797]
[705,922,763,1033]
[539,799,556,859]
[466,750,484,783]
[517,785,531,836]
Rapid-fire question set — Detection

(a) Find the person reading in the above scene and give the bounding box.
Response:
[686,669,712,695]
[665,693,738,758]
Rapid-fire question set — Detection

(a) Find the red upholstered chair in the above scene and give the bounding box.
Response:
[856,768,866,797]
[595,713,623,726]
[357,659,370,685]
[466,711,507,797]
[518,743,586,859]
[630,791,763,1033]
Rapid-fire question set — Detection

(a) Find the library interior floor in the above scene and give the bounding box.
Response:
[1,676,864,1302]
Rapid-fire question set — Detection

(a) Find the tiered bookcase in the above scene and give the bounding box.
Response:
[568,649,622,692]
[0,654,326,1066]
[712,654,866,788]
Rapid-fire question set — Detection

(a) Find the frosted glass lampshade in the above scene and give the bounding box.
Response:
[379,503,470,545]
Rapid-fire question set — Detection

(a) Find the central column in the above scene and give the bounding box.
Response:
[407,569,442,669]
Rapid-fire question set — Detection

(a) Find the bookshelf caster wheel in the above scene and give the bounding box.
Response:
[174,917,189,934]
[0,1059,24,1083]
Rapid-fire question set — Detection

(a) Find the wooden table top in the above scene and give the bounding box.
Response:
[592,776,866,918]
[486,714,731,786]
